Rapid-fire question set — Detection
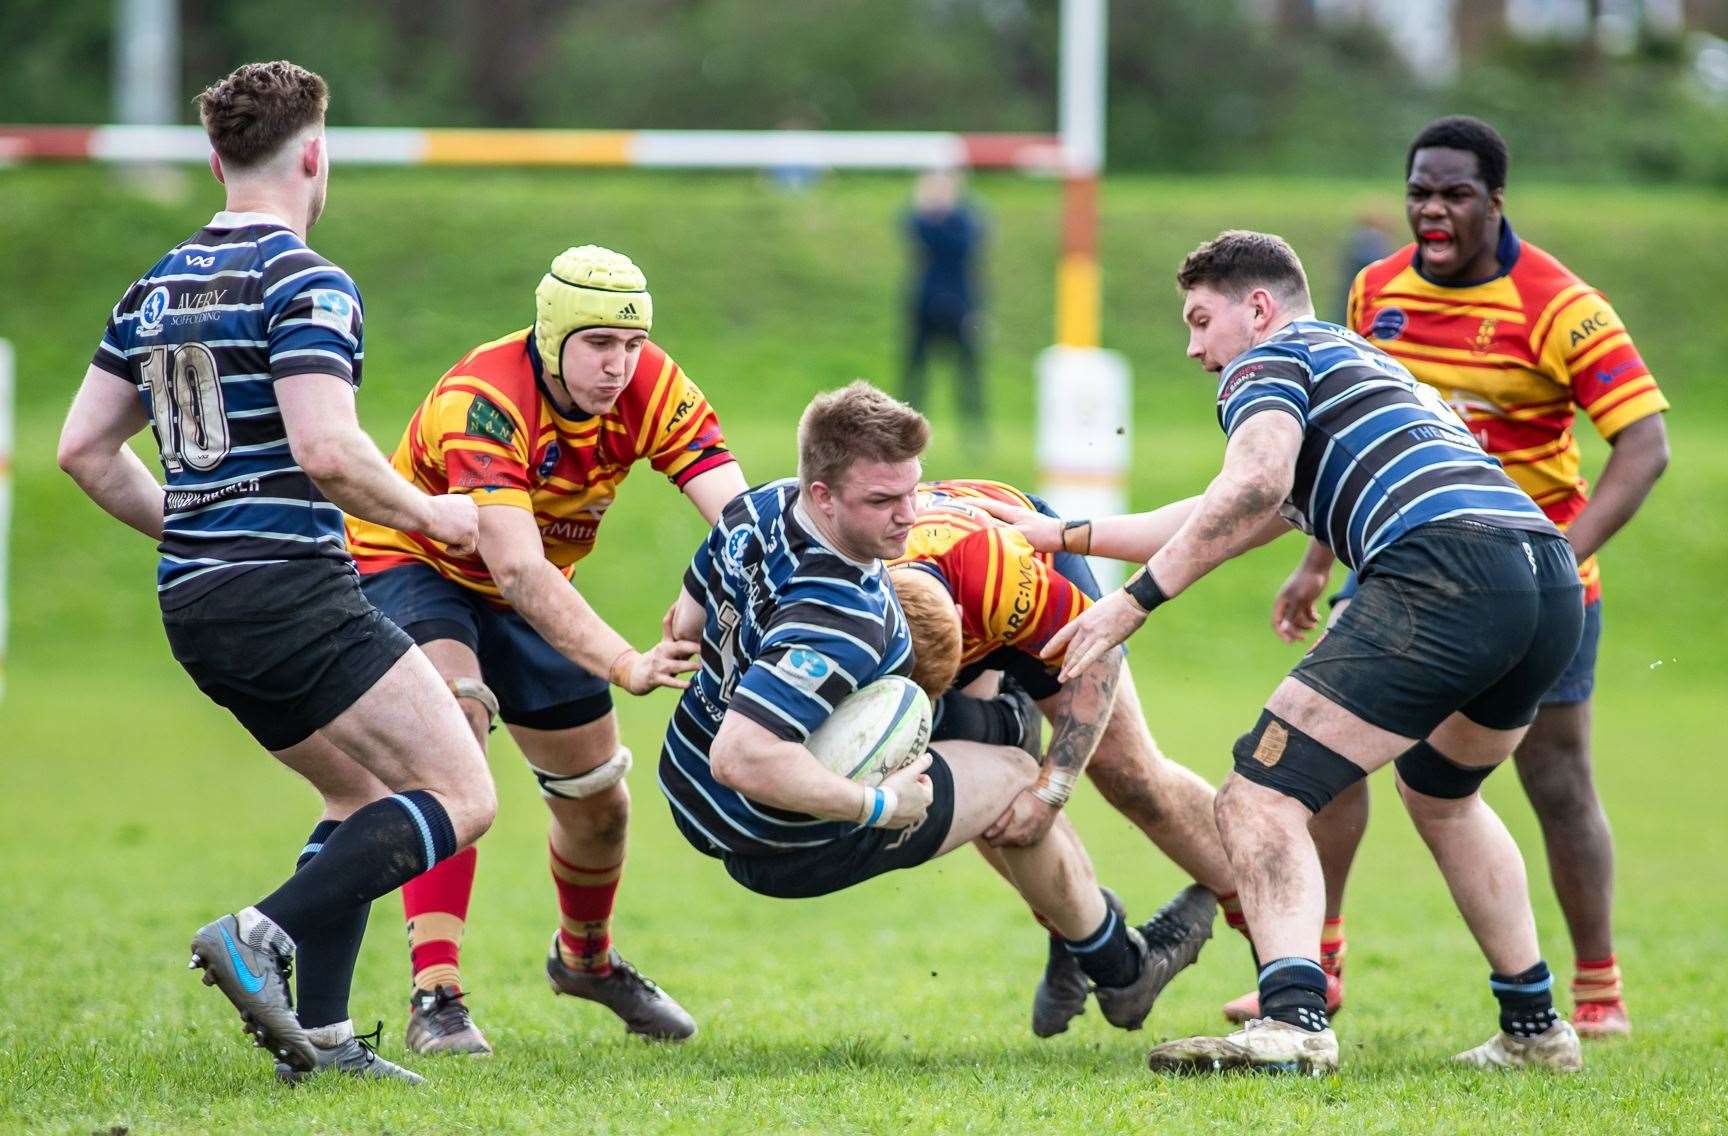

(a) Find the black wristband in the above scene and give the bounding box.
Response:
[1122,566,1169,614]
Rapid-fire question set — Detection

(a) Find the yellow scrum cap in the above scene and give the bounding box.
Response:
[534,245,653,378]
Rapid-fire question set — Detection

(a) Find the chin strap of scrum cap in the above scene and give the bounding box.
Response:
[449,677,500,731]
[530,746,633,800]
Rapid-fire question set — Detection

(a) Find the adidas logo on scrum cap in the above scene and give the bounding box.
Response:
[617,302,638,319]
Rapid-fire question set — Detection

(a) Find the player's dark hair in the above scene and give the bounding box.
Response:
[1406,115,1509,191]
[196,61,329,169]
[1176,230,1310,305]
[797,381,929,491]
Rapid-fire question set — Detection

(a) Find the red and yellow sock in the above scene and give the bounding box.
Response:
[1218,891,1251,940]
[550,842,622,975]
[1320,916,1347,977]
[1572,954,1623,1004]
[403,844,477,993]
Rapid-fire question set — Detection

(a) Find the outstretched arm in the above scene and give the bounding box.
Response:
[1044,413,1302,680]
[479,503,696,694]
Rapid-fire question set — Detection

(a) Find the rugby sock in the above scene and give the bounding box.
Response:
[255,790,458,943]
[304,1019,355,1050]
[1491,960,1560,1038]
[1320,917,1347,977]
[1258,957,1330,1032]
[403,845,477,993]
[1061,899,1140,989]
[1571,954,1623,1005]
[550,843,622,975]
[292,819,373,1030]
[1218,891,1251,940]
[930,691,1030,748]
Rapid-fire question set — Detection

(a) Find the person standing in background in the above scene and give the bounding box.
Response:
[902,170,986,442]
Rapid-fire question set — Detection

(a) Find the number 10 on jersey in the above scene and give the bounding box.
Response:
[141,343,230,473]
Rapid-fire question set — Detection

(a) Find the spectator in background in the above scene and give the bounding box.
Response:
[902,170,986,440]
[1338,207,1397,322]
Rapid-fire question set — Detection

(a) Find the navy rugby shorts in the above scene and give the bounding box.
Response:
[674,749,958,899]
[1293,521,1584,738]
[359,561,612,730]
[162,559,412,751]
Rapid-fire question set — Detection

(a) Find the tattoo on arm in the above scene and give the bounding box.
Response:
[1044,649,1123,778]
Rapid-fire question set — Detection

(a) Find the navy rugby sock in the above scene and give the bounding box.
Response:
[1491,961,1559,1039]
[931,691,1029,748]
[1062,899,1141,989]
[1258,957,1330,1032]
[291,820,373,1030]
[256,791,456,943]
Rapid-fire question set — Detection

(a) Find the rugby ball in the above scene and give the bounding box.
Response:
[805,676,932,787]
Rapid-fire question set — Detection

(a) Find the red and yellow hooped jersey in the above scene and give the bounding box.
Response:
[1349,231,1668,602]
[891,478,1091,672]
[346,329,733,601]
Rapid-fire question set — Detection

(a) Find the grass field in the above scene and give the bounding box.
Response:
[1,166,1725,1133]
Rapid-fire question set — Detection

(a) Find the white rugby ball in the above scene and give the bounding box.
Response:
[805,676,932,787]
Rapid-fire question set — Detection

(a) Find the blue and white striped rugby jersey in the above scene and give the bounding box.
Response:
[90,211,364,605]
[658,479,916,856]
[1216,320,1558,571]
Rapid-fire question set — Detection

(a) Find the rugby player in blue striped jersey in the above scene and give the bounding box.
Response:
[657,383,1203,1030]
[998,231,1586,1074]
[56,62,495,1083]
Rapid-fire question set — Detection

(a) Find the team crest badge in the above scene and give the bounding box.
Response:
[1471,318,1498,356]
[138,286,170,335]
[1368,308,1406,341]
[537,440,561,479]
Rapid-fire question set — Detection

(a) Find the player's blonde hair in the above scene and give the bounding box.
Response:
[797,381,929,491]
[197,61,328,169]
[890,566,961,700]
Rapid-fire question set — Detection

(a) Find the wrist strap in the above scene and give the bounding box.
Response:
[1031,768,1078,809]
[1060,519,1093,556]
[1122,566,1169,615]
[857,786,899,827]
[606,647,635,687]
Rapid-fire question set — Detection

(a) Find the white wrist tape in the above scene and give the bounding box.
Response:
[530,746,632,800]
[856,785,900,827]
[1030,768,1078,809]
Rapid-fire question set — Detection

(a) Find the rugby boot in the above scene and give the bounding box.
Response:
[1031,887,1124,1037]
[277,1023,425,1085]
[190,914,315,1072]
[546,935,696,1041]
[1452,1020,1583,1072]
[405,985,493,1056]
[1572,998,1631,1039]
[1095,885,1217,1031]
[1222,971,1344,1024]
[1146,1017,1339,1076]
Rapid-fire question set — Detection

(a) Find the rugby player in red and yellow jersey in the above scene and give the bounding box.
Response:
[887,478,1230,1038]
[346,246,747,1052]
[1258,117,1669,1038]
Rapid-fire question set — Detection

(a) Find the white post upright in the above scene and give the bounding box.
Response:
[1041,0,1130,586]
[0,338,13,700]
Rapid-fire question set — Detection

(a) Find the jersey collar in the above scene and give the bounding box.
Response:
[1412,219,1521,288]
[525,332,596,425]
[207,209,293,231]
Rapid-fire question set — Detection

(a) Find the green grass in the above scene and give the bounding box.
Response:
[1,167,1725,1133]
